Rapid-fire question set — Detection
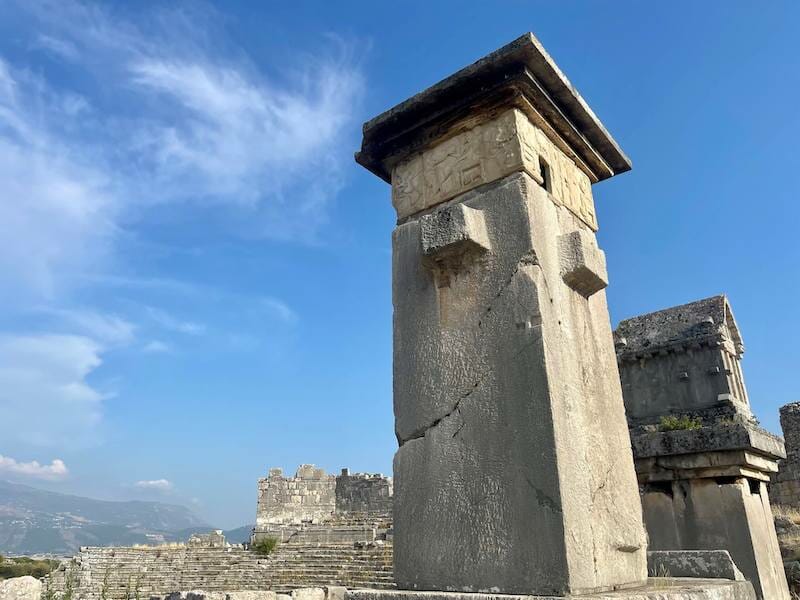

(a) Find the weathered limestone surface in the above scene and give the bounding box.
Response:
[0,576,40,600]
[358,33,648,595]
[347,580,756,600]
[44,541,394,600]
[157,588,342,600]
[772,402,800,507]
[392,172,646,595]
[336,470,393,514]
[641,478,784,599]
[646,550,744,581]
[616,297,790,600]
[615,296,755,431]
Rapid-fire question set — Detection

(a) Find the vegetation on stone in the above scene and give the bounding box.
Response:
[252,536,279,556]
[658,415,703,431]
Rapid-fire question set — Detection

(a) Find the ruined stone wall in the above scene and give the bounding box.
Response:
[773,402,800,507]
[254,466,393,537]
[255,466,336,529]
[335,470,393,514]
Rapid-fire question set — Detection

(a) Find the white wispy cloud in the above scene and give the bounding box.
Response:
[143,340,170,354]
[34,34,79,61]
[0,1,341,447]
[0,334,107,447]
[0,455,68,480]
[0,58,119,300]
[145,307,205,335]
[1,2,363,305]
[134,478,173,492]
[258,297,298,323]
[35,307,136,346]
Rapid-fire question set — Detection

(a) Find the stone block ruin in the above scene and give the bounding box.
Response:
[615,295,788,599]
[772,402,800,507]
[354,31,760,600]
[40,32,791,600]
[45,466,395,600]
[252,465,392,544]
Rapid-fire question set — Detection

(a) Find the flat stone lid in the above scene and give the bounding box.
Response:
[631,423,786,461]
[356,33,631,185]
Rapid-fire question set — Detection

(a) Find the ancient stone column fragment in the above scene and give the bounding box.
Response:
[772,401,800,507]
[615,295,790,600]
[356,33,647,596]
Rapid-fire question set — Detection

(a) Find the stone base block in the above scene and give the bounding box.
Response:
[641,478,789,599]
[347,580,755,600]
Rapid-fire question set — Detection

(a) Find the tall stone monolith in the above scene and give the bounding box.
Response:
[356,33,647,596]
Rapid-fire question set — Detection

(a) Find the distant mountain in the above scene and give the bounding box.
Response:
[219,525,253,544]
[0,480,211,555]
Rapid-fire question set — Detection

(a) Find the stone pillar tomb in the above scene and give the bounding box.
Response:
[615,295,789,600]
[356,33,651,596]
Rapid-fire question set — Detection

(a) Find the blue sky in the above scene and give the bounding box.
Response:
[0,1,798,529]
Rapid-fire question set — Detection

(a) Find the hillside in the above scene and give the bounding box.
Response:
[0,480,210,555]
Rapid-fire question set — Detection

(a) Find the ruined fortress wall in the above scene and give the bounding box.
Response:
[773,402,800,507]
[255,467,393,533]
[255,466,337,528]
[335,471,393,514]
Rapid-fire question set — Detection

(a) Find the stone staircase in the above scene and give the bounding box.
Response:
[45,542,395,599]
[264,543,394,591]
[283,512,392,546]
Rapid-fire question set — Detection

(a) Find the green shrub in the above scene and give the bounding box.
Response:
[659,415,702,431]
[0,557,59,580]
[252,536,279,556]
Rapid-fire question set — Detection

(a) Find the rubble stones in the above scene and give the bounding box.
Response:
[0,577,41,600]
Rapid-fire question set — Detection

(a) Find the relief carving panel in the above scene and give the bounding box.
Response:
[391,108,598,230]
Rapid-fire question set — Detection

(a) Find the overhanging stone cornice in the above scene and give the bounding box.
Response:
[631,424,786,463]
[356,33,631,185]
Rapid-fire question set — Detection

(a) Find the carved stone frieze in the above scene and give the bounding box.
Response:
[391,108,598,230]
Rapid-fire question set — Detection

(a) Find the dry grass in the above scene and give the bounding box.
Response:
[774,504,800,525]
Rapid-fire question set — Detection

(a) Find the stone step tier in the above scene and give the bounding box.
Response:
[45,543,395,600]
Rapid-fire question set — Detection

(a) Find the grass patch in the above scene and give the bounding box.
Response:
[775,504,800,526]
[252,536,279,556]
[659,415,702,431]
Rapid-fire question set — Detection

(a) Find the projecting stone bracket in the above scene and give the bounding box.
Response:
[558,229,608,298]
[419,204,491,275]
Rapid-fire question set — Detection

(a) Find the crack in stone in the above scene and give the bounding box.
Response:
[478,249,539,328]
[591,459,617,504]
[524,476,562,514]
[399,338,539,446]
[399,369,490,446]
[400,250,543,446]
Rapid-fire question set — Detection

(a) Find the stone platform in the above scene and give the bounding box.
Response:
[347,579,755,600]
